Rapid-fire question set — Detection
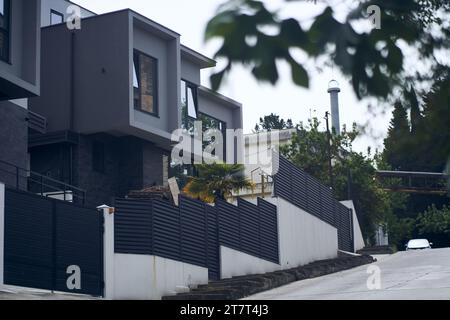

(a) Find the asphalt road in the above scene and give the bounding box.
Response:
[246,248,450,300]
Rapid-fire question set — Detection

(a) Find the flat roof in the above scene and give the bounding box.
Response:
[42,8,180,39]
[181,45,216,69]
[198,86,242,110]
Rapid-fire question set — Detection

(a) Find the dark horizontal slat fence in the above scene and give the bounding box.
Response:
[274,154,354,252]
[114,194,280,280]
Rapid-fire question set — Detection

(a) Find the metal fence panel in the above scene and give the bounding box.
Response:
[4,188,103,296]
[273,153,354,252]
[217,199,241,250]
[114,199,153,255]
[54,201,103,296]
[257,198,279,263]
[179,196,208,267]
[153,199,181,262]
[237,198,260,257]
[206,205,220,280]
[4,189,53,291]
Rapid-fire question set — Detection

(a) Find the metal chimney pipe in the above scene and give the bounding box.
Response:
[327,80,341,135]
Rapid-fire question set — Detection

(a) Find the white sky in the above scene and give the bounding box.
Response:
[73,0,393,154]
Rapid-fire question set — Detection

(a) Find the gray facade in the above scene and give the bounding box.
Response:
[0,101,28,188]
[0,0,41,188]
[40,0,95,27]
[26,6,243,206]
[30,9,242,146]
[0,0,41,100]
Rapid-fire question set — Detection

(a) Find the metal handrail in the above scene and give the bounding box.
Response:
[0,159,86,204]
[27,110,47,133]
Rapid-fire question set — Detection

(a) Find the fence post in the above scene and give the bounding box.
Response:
[0,183,5,289]
[15,167,19,190]
[40,175,44,196]
[97,204,115,300]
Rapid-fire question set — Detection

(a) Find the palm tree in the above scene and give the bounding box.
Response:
[183,163,254,203]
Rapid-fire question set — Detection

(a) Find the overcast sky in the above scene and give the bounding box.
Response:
[73,0,393,154]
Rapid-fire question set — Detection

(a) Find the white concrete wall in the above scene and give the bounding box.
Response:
[220,246,281,279]
[222,196,338,278]
[0,183,4,288]
[269,197,338,269]
[101,205,208,300]
[341,200,365,251]
[113,254,208,300]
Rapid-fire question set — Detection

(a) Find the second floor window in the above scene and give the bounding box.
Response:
[181,80,198,132]
[0,0,11,62]
[133,50,158,116]
[50,10,64,25]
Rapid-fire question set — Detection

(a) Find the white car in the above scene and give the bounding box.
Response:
[405,239,433,251]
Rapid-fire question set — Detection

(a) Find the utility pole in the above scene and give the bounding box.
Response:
[324,112,334,191]
[347,168,352,200]
[261,173,265,199]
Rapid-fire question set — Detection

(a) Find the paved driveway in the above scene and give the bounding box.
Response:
[246,248,450,300]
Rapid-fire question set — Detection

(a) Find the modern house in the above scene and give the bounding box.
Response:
[231,129,296,202]
[27,3,243,206]
[0,0,41,187]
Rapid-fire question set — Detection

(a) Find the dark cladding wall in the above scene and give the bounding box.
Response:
[74,134,167,207]
[0,102,28,189]
[29,133,168,208]
[142,142,168,188]
[73,133,120,207]
[273,155,354,252]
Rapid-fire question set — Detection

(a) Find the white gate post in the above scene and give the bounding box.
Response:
[0,183,5,289]
[97,205,115,300]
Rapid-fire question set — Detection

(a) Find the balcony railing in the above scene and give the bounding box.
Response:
[0,159,86,205]
[27,110,47,134]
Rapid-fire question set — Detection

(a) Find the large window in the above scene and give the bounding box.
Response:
[199,112,227,160]
[0,0,11,62]
[133,50,158,116]
[181,80,199,132]
[50,10,64,25]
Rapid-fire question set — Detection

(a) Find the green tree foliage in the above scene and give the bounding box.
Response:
[415,75,450,172]
[205,0,450,101]
[380,75,450,247]
[279,117,392,241]
[382,73,450,218]
[254,113,294,132]
[416,205,450,235]
[183,163,254,203]
[382,102,411,170]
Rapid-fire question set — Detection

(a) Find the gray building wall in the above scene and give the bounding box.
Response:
[30,10,183,143]
[30,133,168,207]
[0,101,28,188]
[40,0,95,27]
[181,58,201,85]
[198,88,243,130]
[73,134,120,206]
[0,0,40,100]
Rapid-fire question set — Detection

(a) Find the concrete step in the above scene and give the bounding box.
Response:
[162,255,376,300]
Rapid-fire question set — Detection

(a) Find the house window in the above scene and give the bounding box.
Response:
[133,50,158,116]
[0,0,11,62]
[50,10,64,25]
[92,141,105,173]
[181,80,198,132]
[199,112,227,159]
